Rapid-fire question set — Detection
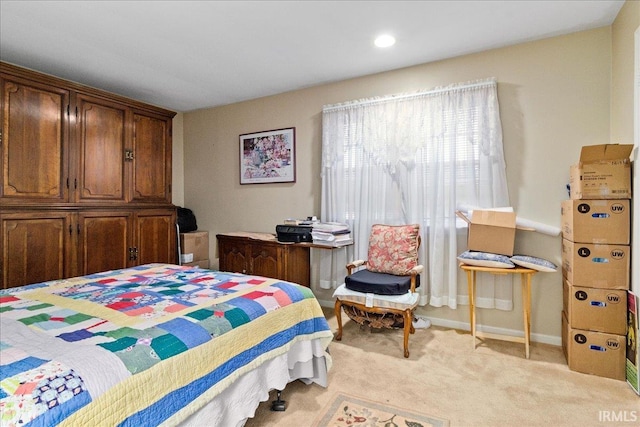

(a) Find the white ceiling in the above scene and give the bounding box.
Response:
[0,0,625,113]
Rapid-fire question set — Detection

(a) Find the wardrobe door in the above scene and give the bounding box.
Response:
[130,112,172,203]
[135,209,177,265]
[75,94,127,203]
[1,211,73,289]
[78,210,132,275]
[1,75,69,203]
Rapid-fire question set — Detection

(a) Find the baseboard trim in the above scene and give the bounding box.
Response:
[319,299,561,346]
[414,314,561,346]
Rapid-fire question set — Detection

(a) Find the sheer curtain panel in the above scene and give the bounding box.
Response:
[320,78,510,308]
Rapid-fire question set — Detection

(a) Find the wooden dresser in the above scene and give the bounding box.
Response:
[217,233,311,287]
[0,62,177,289]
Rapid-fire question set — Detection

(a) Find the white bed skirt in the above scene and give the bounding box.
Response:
[178,338,329,427]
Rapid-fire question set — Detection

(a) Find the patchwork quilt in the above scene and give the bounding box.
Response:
[0,264,333,426]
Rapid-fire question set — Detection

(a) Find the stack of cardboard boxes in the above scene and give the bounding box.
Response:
[179,230,210,269]
[561,144,633,381]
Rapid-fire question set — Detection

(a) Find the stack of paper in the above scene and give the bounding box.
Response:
[311,222,352,247]
[312,222,349,233]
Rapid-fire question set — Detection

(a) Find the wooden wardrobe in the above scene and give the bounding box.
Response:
[0,62,177,289]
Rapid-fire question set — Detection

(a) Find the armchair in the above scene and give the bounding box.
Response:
[333,224,423,358]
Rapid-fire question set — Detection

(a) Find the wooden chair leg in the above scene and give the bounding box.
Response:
[402,309,412,358]
[334,299,343,341]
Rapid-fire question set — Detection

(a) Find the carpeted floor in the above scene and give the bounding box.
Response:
[245,307,638,427]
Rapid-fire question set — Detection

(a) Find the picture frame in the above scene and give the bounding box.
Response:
[239,127,296,184]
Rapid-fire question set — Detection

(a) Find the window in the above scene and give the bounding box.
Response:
[321,79,509,308]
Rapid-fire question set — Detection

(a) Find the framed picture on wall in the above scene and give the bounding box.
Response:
[239,127,296,184]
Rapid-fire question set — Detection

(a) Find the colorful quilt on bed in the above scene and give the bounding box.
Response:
[0,263,333,427]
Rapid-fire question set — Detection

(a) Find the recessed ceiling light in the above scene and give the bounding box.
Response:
[374,34,396,48]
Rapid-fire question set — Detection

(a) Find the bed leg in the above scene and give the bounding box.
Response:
[270,390,287,411]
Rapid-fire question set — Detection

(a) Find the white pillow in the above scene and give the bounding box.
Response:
[510,255,557,272]
[457,251,515,268]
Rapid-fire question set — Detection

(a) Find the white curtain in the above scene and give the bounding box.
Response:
[320,78,511,309]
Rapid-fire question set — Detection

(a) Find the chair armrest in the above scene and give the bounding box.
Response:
[409,264,424,292]
[409,264,424,275]
[346,259,367,275]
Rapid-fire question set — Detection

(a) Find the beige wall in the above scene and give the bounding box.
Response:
[181,26,614,343]
[611,0,639,145]
[611,1,639,294]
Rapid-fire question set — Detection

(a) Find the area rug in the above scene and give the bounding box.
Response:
[314,393,449,427]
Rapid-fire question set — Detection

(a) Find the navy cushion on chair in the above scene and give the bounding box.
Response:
[345,269,420,296]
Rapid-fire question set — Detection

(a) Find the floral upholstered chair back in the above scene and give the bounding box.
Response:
[366,224,421,276]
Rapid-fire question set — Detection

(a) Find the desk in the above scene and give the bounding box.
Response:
[217,233,352,287]
[460,264,536,359]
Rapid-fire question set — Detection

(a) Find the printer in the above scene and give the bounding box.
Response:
[275,225,313,243]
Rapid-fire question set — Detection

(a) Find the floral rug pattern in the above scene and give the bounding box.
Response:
[314,393,449,427]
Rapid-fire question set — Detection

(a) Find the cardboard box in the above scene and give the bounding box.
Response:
[561,199,630,245]
[180,231,209,262]
[182,259,210,269]
[180,253,194,263]
[456,209,517,256]
[569,144,633,200]
[627,291,640,395]
[561,239,630,290]
[563,279,627,335]
[562,311,626,381]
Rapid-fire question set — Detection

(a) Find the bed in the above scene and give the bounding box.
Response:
[0,263,333,426]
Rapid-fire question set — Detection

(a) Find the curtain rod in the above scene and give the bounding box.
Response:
[322,78,496,112]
